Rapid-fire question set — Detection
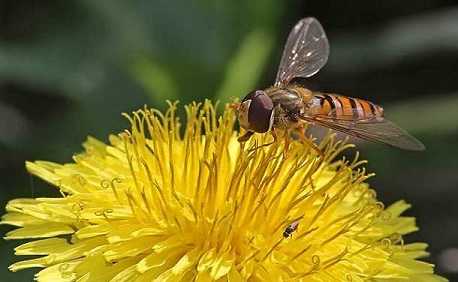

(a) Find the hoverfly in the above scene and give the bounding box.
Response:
[283,221,299,238]
[235,17,425,151]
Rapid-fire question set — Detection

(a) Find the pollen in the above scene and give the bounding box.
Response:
[1,101,445,281]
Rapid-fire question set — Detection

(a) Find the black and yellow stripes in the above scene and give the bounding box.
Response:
[314,93,383,119]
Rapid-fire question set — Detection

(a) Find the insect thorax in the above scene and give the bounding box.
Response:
[265,86,312,127]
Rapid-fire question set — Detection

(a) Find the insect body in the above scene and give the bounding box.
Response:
[236,17,425,151]
[283,221,299,238]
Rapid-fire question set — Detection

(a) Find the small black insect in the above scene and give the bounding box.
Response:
[283,221,299,238]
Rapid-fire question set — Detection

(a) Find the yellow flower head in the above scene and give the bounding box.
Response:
[2,101,445,281]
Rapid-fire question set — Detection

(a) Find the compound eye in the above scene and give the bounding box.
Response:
[247,91,274,133]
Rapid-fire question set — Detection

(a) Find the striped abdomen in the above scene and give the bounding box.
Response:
[311,93,384,120]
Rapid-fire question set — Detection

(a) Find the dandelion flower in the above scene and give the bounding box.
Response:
[2,101,446,281]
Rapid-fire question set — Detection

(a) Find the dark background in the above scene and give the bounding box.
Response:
[1,1,457,281]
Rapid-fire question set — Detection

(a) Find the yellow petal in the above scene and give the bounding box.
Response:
[110,264,140,282]
[35,261,80,282]
[9,257,47,272]
[74,255,141,282]
[197,248,216,272]
[5,223,74,239]
[136,247,186,274]
[76,224,111,239]
[0,212,48,226]
[15,238,69,255]
[26,161,61,186]
[386,200,411,217]
[103,237,158,262]
[227,266,243,282]
[209,251,233,280]
[194,270,212,282]
[83,136,109,156]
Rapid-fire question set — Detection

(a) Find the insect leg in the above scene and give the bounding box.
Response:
[238,131,254,142]
[283,129,292,158]
[248,131,277,152]
[229,102,241,110]
[297,125,323,156]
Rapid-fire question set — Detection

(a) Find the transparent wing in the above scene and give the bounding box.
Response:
[301,115,425,151]
[275,17,330,86]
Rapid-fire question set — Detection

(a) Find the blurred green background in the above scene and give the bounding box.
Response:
[1,0,457,281]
